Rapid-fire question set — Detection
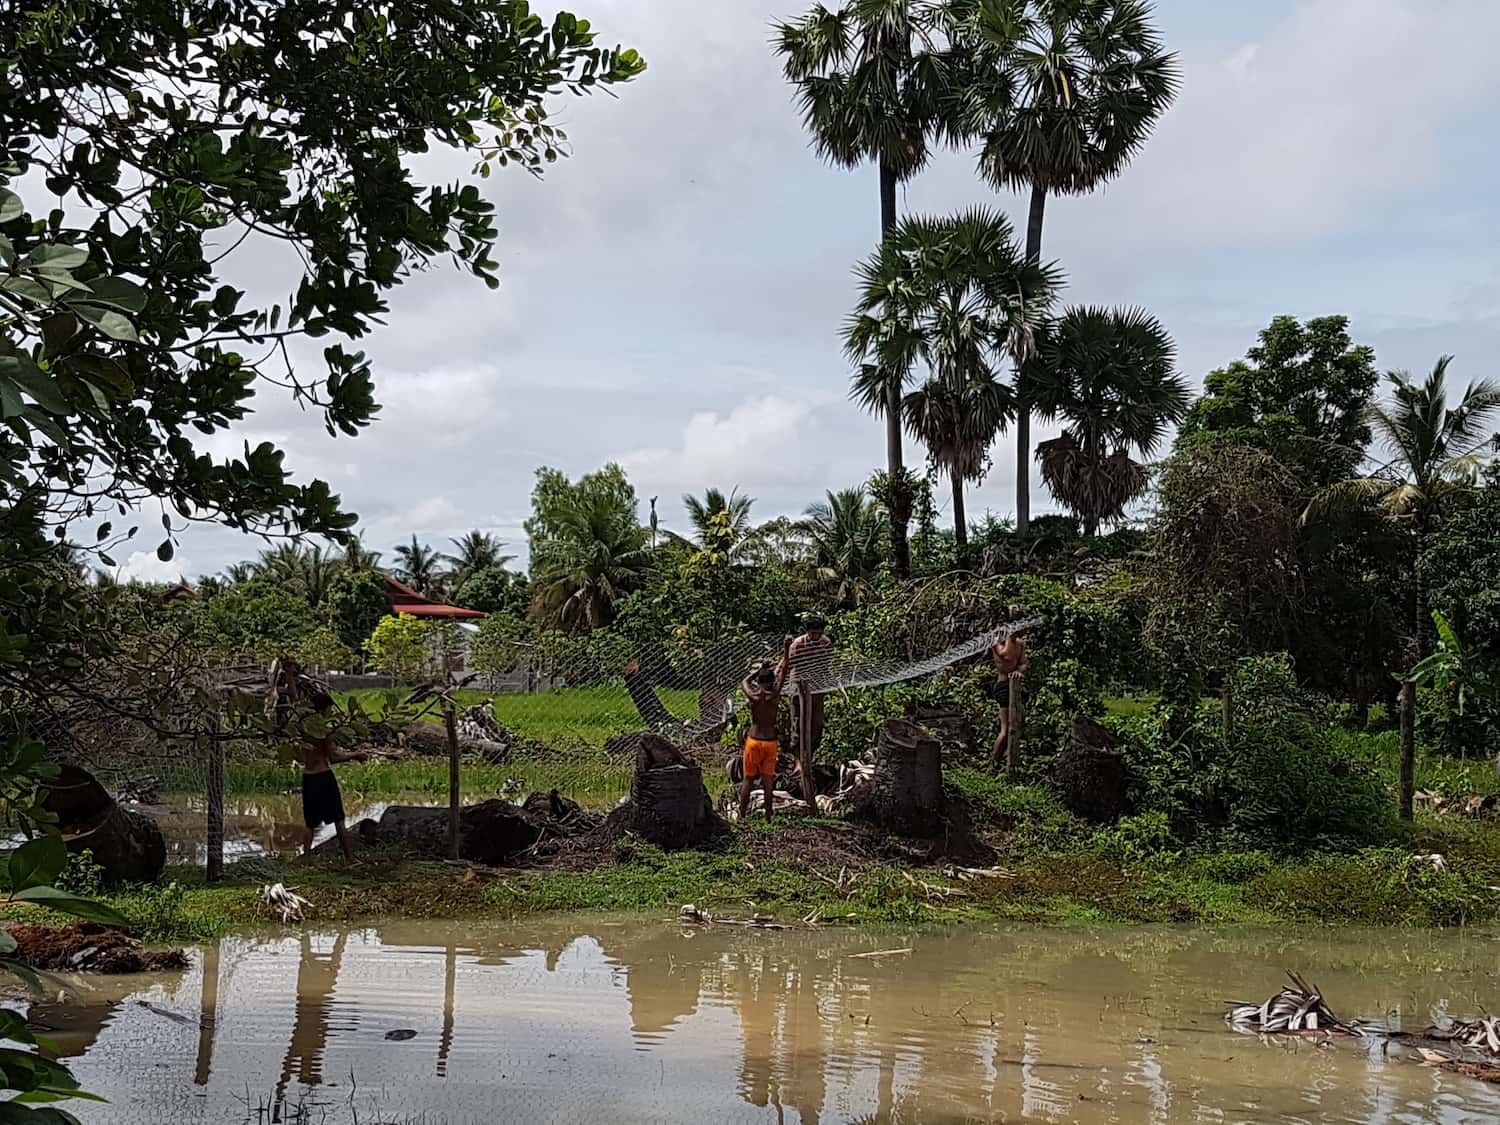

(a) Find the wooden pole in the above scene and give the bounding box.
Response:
[194,938,220,1086]
[205,722,225,883]
[1398,678,1416,822]
[797,683,817,809]
[1004,679,1022,778]
[444,703,461,860]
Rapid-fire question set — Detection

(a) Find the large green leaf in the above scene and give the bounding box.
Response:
[71,305,138,343]
[0,1104,84,1124]
[78,276,146,314]
[5,836,66,893]
[0,189,21,223]
[26,245,87,272]
[0,357,68,416]
[11,887,127,928]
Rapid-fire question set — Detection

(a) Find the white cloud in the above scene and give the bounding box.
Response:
[116,550,190,585]
[619,396,823,497]
[374,365,508,440]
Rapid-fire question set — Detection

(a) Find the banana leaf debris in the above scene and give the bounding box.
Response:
[1225,972,1364,1036]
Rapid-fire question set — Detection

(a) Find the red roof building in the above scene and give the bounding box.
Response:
[383,576,486,620]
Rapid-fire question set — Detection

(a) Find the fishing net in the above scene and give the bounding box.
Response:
[37,613,1040,871]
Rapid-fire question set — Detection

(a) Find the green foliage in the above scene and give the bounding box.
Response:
[799,489,888,608]
[1177,315,1379,490]
[55,850,105,901]
[456,566,529,616]
[365,614,432,682]
[0,1,643,557]
[1420,485,1500,661]
[326,568,391,653]
[110,880,225,944]
[1115,655,1395,851]
[293,625,355,673]
[196,579,319,660]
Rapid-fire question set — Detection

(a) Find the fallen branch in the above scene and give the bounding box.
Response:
[848,948,912,959]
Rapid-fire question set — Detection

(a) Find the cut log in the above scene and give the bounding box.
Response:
[856,720,946,837]
[1052,714,1132,824]
[43,765,166,885]
[604,737,725,851]
[354,800,546,865]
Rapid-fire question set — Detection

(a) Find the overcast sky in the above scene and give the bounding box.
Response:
[119,0,1500,583]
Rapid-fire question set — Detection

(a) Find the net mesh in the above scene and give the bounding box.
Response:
[41,615,1040,869]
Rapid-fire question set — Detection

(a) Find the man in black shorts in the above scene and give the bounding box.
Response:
[298,690,367,861]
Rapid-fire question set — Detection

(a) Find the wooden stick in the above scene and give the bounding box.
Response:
[444,703,461,861]
[1004,678,1022,778]
[797,683,817,809]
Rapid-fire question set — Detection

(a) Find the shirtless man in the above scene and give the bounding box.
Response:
[787,615,833,761]
[299,689,368,861]
[739,640,791,822]
[990,617,1030,771]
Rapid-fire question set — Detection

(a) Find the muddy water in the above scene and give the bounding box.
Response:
[34,919,1500,1124]
[152,792,440,863]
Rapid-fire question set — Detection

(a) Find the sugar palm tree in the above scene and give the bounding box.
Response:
[799,488,888,607]
[945,0,1179,533]
[682,488,755,549]
[1306,356,1500,819]
[254,544,341,607]
[1025,306,1187,535]
[846,207,1061,549]
[776,0,951,577]
[529,492,651,631]
[444,530,513,586]
[903,373,1012,550]
[392,536,443,596]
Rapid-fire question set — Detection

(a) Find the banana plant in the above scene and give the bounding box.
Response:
[1406,611,1493,715]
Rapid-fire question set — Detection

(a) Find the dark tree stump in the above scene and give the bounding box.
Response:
[628,764,722,850]
[856,720,946,837]
[1052,714,1132,824]
[43,765,166,885]
[357,800,546,865]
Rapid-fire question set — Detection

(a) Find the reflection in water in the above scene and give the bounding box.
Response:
[150,792,441,863]
[37,920,1500,1124]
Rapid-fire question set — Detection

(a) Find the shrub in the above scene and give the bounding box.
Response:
[365,614,433,682]
[1116,654,1396,852]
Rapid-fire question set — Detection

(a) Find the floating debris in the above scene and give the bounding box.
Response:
[1418,1047,1500,1083]
[1225,972,1364,1036]
[384,1029,418,1042]
[260,883,312,923]
[1426,1017,1500,1056]
[678,904,791,929]
[848,948,912,960]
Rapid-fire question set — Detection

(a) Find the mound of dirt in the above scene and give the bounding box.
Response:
[6,922,187,974]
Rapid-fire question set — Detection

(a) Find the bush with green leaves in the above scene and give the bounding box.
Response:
[1114,654,1396,851]
[326,568,392,655]
[364,614,433,682]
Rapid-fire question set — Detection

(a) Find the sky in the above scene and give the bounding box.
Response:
[117,0,1500,582]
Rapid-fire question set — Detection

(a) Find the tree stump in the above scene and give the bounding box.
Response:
[355,800,546,865]
[1051,714,1132,824]
[627,763,722,850]
[857,719,946,837]
[43,765,166,885]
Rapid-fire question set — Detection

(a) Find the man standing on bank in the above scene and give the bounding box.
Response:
[739,638,792,822]
[990,617,1030,772]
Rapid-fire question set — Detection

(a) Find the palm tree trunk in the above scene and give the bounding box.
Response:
[880,156,910,579]
[950,467,967,554]
[1016,183,1047,536]
[1399,515,1429,822]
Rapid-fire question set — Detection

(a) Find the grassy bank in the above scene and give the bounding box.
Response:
[13,777,1498,944]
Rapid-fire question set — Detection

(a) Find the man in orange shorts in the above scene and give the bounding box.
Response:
[739,640,791,822]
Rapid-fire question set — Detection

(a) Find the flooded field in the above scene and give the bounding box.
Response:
[153,792,442,863]
[32,917,1500,1123]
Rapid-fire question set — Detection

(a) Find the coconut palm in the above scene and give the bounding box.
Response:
[1025,306,1187,535]
[798,488,888,607]
[776,0,951,577]
[444,531,513,586]
[342,535,383,572]
[221,561,256,585]
[392,536,444,596]
[945,0,1179,532]
[847,207,1061,548]
[682,488,754,546]
[529,491,651,631]
[254,544,342,607]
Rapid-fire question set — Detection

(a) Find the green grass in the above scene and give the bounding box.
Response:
[337,684,700,750]
[1102,693,1159,721]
